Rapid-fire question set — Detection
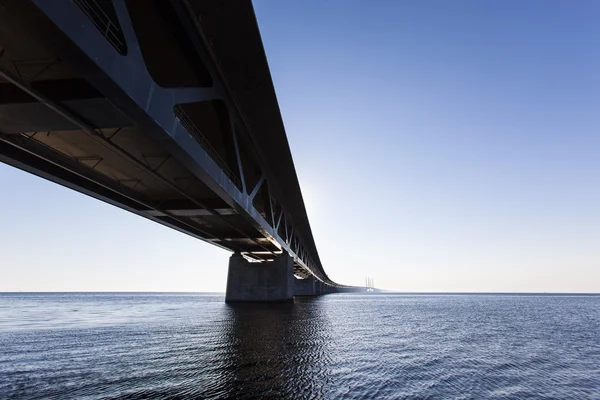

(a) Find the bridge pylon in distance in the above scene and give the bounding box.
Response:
[365,277,375,292]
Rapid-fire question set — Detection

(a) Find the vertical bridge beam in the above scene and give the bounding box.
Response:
[294,275,316,296]
[225,252,294,302]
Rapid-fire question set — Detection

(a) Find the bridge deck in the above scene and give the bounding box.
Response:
[0,0,360,288]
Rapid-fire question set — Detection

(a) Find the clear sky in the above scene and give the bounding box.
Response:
[1,0,599,292]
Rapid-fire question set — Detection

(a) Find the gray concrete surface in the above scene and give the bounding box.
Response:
[294,275,316,296]
[225,252,294,302]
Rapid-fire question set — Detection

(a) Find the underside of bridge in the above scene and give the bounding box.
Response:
[0,0,363,299]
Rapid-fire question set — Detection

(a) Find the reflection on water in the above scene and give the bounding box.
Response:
[221,300,333,399]
[0,293,599,399]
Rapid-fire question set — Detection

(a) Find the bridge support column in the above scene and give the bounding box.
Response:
[315,280,323,295]
[225,252,294,302]
[294,275,316,296]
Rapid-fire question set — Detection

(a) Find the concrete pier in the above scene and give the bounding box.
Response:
[315,279,324,295]
[294,275,316,296]
[225,252,294,302]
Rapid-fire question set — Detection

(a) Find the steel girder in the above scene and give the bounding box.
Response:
[0,0,359,289]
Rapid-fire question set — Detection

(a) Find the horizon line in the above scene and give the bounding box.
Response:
[1,291,598,295]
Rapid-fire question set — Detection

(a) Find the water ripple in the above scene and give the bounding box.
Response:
[0,293,599,399]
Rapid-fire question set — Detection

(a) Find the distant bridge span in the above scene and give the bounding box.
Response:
[0,0,364,300]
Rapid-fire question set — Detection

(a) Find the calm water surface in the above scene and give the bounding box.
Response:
[0,293,599,399]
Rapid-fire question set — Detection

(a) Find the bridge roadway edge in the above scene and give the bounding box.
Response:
[0,0,371,299]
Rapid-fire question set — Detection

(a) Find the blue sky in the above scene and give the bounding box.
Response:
[1,1,599,292]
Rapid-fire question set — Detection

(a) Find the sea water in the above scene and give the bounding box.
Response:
[0,293,598,399]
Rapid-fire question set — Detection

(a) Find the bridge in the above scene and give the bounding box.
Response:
[0,0,366,300]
